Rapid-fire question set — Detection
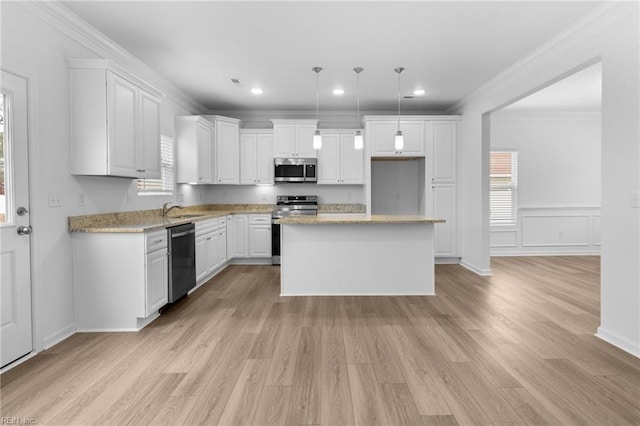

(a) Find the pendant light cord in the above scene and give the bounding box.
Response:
[316,70,319,122]
[354,67,363,130]
[396,68,402,131]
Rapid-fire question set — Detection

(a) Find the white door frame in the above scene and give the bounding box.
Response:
[0,67,39,371]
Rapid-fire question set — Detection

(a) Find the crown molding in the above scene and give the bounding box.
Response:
[16,1,207,114]
[447,1,636,114]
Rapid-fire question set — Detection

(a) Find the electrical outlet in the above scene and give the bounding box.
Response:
[126,190,132,203]
[176,192,184,203]
[78,192,85,207]
[48,192,62,207]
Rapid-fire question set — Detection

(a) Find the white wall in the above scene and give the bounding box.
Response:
[490,112,601,255]
[1,2,202,350]
[456,3,639,356]
[203,184,364,205]
[370,160,422,215]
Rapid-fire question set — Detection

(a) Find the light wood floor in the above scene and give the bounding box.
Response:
[1,256,639,425]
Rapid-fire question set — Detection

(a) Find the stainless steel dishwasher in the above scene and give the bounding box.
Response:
[167,222,196,303]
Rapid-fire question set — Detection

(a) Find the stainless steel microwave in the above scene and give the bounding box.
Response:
[274,158,317,183]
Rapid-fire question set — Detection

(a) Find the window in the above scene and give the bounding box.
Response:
[490,151,518,224]
[138,135,174,194]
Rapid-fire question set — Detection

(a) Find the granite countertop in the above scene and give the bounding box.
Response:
[68,203,366,233]
[68,205,273,233]
[275,213,445,225]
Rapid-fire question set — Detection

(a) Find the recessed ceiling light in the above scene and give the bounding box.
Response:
[333,88,345,95]
[251,88,263,95]
[413,89,426,96]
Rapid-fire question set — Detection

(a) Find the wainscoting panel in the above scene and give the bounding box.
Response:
[522,215,590,246]
[490,229,517,247]
[491,206,601,256]
[592,215,601,246]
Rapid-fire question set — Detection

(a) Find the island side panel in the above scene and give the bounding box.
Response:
[280,223,435,296]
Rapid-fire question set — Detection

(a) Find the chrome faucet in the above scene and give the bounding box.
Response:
[162,202,184,217]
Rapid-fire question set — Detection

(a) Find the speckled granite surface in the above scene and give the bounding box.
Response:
[317,203,366,214]
[68,203,366,233]
[276,214,445,225]
[68,204,273,233]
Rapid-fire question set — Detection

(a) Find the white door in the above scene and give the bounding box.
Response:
[240,133,258,184]
[340,134,364,184]
[317,133,341,184]
[1,70,33,368]
[432,184,457,256]
[255,134,273,184]
[138,91,161,179]
[106,72,137,177]
[216,120,240,184]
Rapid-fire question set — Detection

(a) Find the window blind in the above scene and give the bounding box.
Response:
[138,135,174,194]
[490,151,518,224]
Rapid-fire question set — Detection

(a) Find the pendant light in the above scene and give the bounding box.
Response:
[394,67,405,151]
[312,66,323,150]
[353,67,364,150]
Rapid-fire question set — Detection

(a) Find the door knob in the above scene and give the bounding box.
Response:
[17,225,33,235]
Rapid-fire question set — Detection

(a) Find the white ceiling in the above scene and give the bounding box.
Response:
[61,1,604,113]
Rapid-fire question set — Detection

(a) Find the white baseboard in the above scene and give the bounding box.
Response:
[435,257,461,264]
[491,250,601,257]
[42,324,76,350]
[228,258,273,265]
[596,327,640,358]
[460,260,492,276]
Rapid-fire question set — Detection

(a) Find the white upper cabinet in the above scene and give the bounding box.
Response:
[138,91,162,178]
[69,59,162,178]
[211,116,241,184]
[176,116,213,184]
[240,130,274,185]
[317,132,363,185]
[272,120,318,158]
[429,120,458,183]
[366,119,425,157]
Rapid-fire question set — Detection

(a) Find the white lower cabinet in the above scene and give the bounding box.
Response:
[231,214,249,257]
[226,215,234,261]
[249,214,272,258]
[195,218,227,284]
[145,244,169,316]
[72,229,168,331]
[228,214,271,259]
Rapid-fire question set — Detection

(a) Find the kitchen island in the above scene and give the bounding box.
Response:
[276,214,444,296]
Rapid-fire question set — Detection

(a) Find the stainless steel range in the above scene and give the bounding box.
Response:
[271,195,318,265]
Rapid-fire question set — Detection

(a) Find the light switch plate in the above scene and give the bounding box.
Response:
[48,192,62,207]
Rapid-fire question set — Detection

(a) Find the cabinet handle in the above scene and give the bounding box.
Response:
[153,239,163,244]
